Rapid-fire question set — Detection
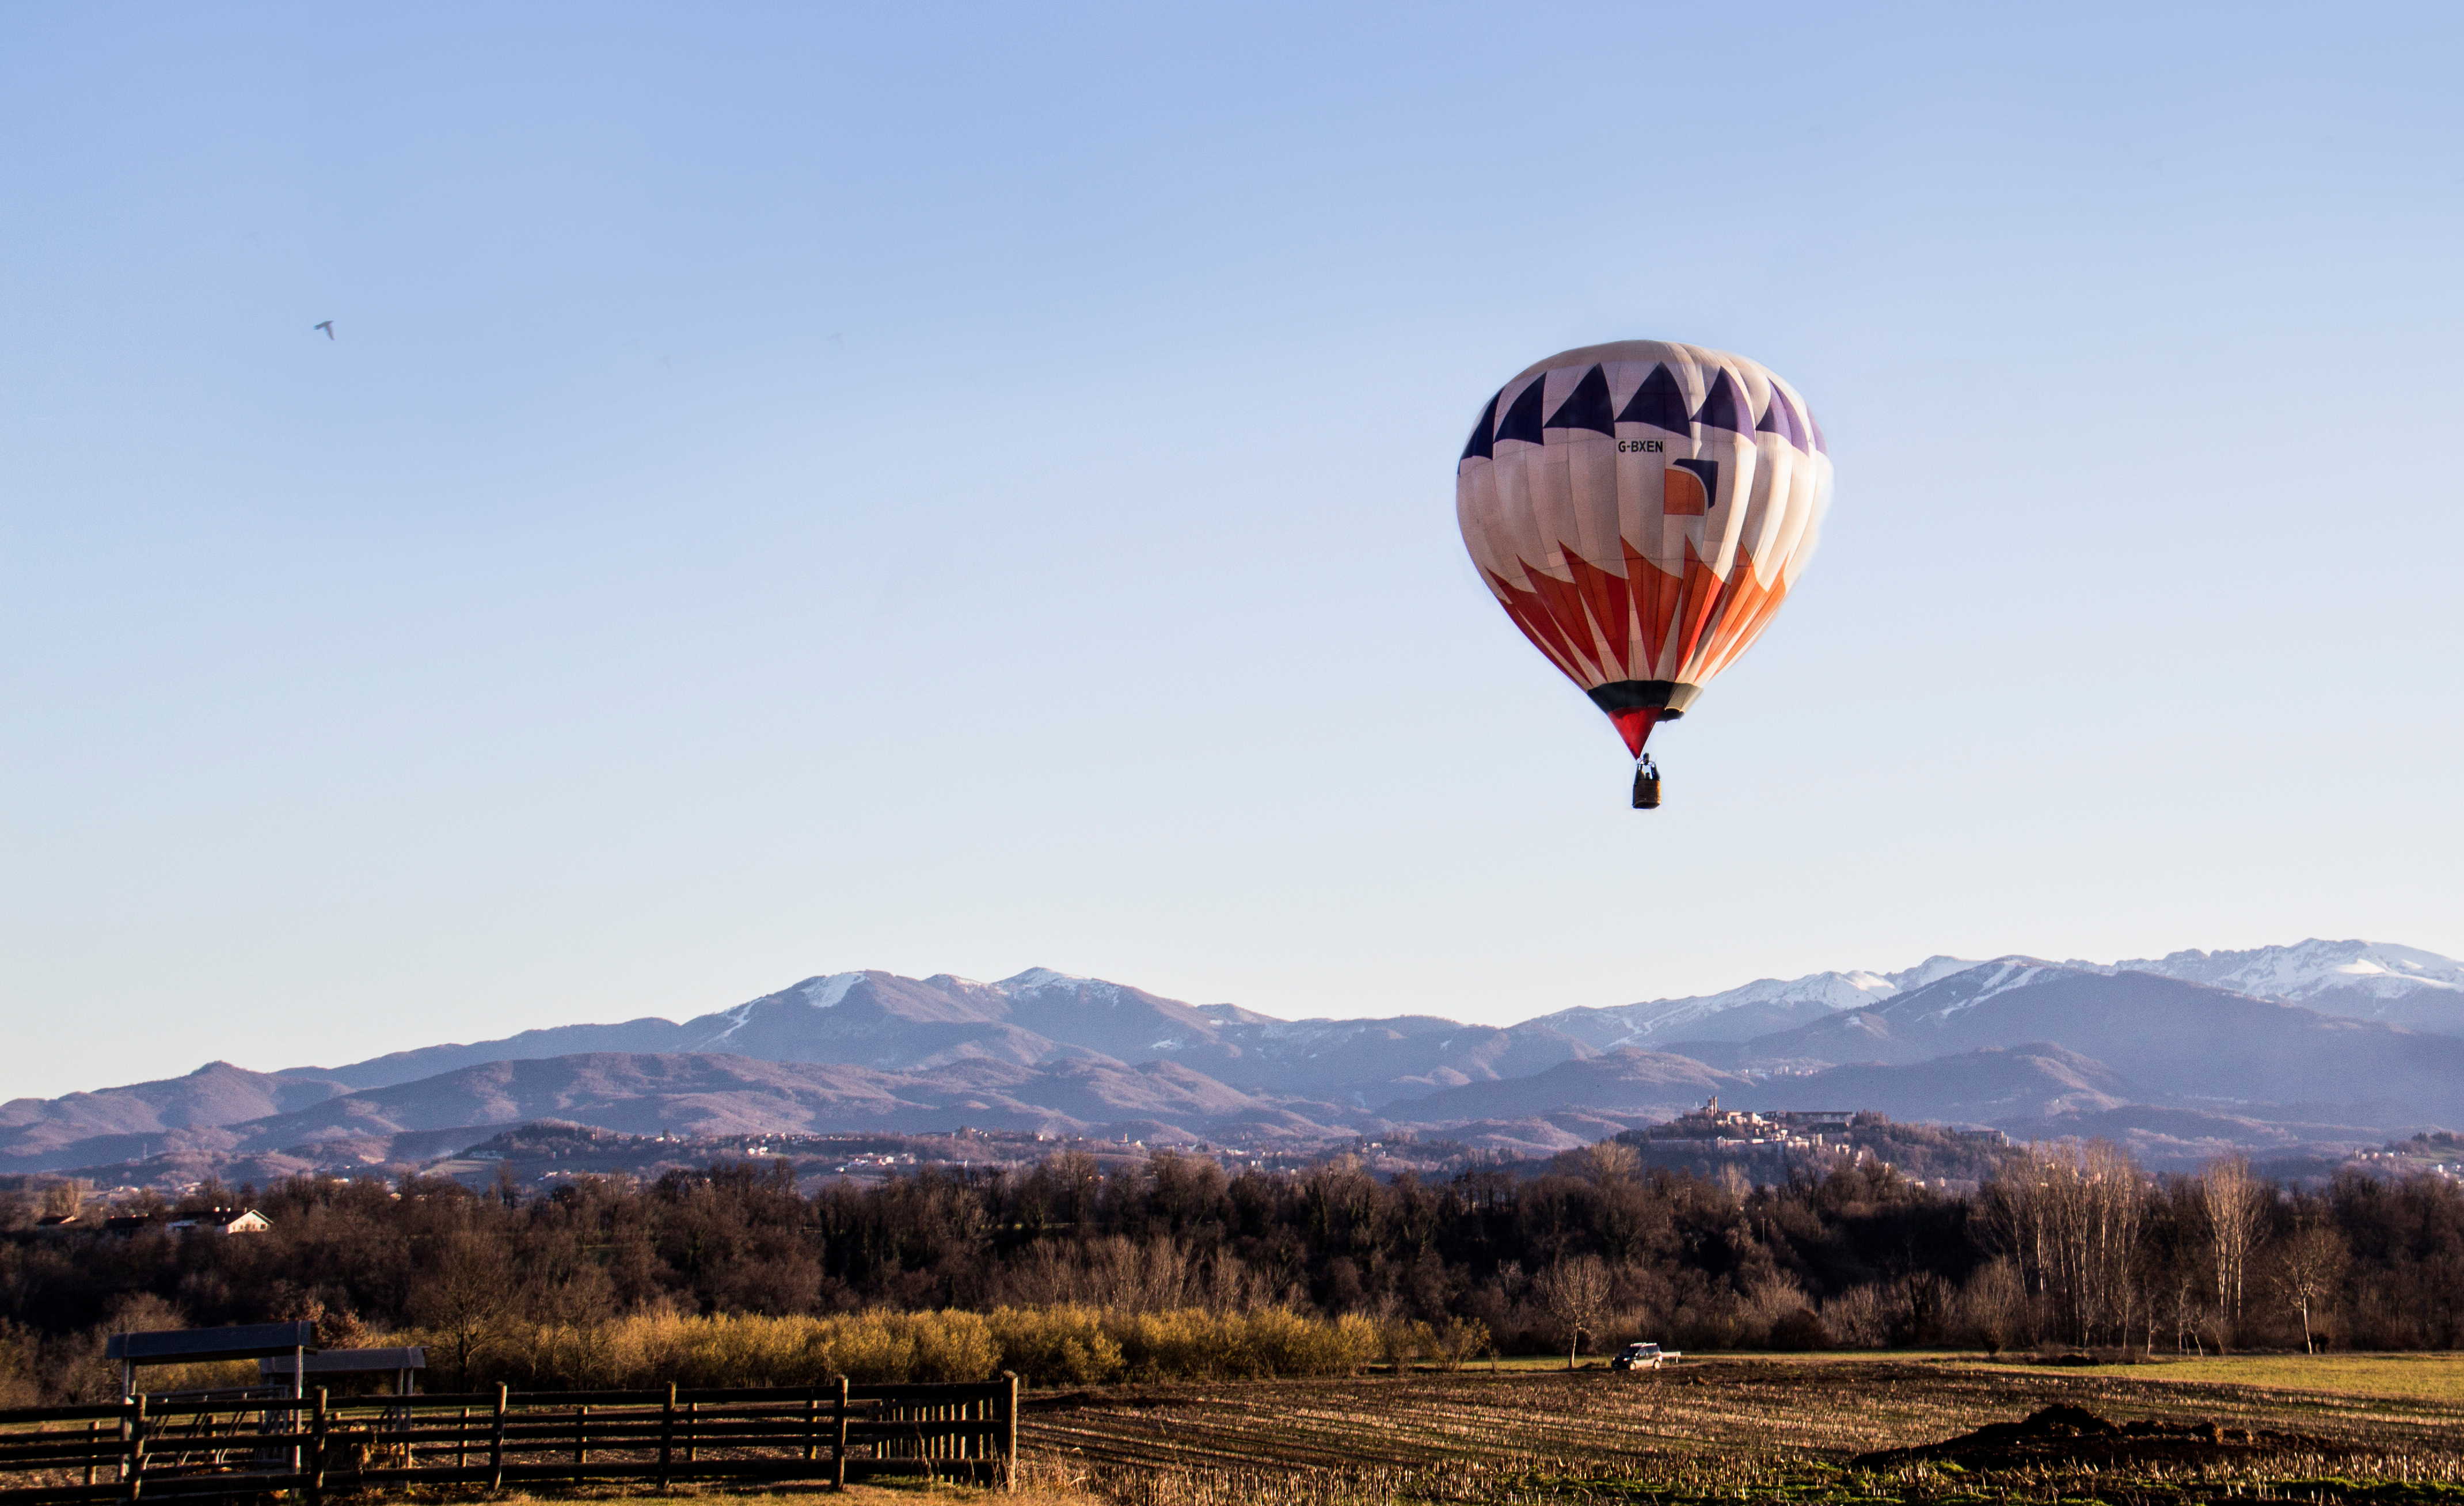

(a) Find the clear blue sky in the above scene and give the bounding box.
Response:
[4,4,2459,1102]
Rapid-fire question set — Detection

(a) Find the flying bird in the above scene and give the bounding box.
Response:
[313,321,334,339]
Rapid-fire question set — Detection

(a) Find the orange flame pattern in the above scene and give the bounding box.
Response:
[1482,542,1790,694]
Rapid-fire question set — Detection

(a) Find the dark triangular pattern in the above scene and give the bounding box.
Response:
[1461,391,1499,461]
[1674,458,1720,509]
[1785,394,1812,450]
[1693,368,1751,433]
[1543,364,1615,436]
[1493,374,1547,446]
[1755,385,1801,450]
[1615,363,1692,432]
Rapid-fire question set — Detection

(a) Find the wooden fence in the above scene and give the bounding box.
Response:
[0,1376,1017,1504]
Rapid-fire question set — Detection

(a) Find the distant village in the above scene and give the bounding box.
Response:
[1614,1097,2012,1189]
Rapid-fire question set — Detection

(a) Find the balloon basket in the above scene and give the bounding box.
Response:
[1632,771,1661,809]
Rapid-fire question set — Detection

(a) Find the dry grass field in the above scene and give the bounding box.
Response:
[1967,1353,2464,1404]
[22,1356,2464,1506]
[436,1359,2464,1504]
[1012,1355,2464,1505]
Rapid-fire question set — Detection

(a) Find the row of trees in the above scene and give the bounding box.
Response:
[1979,1144,2359,1353]
[5,1140,2463,1402]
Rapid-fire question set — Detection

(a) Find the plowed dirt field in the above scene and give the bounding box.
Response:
[1018,1356,2464,1504]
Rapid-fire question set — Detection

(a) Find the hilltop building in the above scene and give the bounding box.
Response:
[1667,1096,1855,1148]
[165,1208,271,1237]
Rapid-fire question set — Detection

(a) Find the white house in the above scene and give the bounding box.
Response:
[166,1208,272,1236]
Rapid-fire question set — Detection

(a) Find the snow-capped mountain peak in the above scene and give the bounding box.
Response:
[794,972,866,1010]
[997,967,1094,994]
[1889,954,1999,994]
[1901,958,2062,1020]
[2096,939,2464,1030]
[1526,954,1989,1049]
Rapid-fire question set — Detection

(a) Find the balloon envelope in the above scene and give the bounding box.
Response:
[1455,340,1832,755]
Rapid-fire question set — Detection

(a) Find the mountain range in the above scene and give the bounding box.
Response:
[6,938,2460,1180]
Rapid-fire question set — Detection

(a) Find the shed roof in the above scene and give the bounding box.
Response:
[107,1323,318,1364]
[260,1347,425,1376]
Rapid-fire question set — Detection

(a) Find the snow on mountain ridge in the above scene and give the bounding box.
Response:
[1906,960,2059,1020]
[2106,940,2464,999]
[998,968,1089,992]
[1514,943,2464,1053]
[287,940,2464,1112]
[1527,954,1988,1049]
[1893,955,1998,994]
[797,973,865,1009]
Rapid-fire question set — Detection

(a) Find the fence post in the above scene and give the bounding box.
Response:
[659,1383,675,1490]
[1002,1371,1019,1491]
[832,1376,848,1490]
[85,1419,98,1489]
[309,1387,328,1506]
[685,1399,698,1464]
[488,1383,508,1492]
[804,1386,819,1465]
[124,1394,146,1504]
[457,1405,470,1475]
[572,1405,587,1483]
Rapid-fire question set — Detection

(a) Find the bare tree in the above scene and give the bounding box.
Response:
[411,1229,514,1387]
[2199,1155,2270,1328]
[1983,1141,2144,1347]
[1580,1142,1641,1187]
[2069,1140,2145,1347]
[2267,1225,2348,1353]
[1197,1249,1263,1314]
[1959,1258,2026,1356]
[0,1321,38,1408]
[1001,1240,1076,1307]
[1534,1256,1612,1370]
[2168,1266,2207,1355]
[1051,1148,1102,1230]
[2138,1176,2211,1355]
[1086,1235,1195,1313]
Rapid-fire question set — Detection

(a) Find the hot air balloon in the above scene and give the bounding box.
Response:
[1455,341,1831,808]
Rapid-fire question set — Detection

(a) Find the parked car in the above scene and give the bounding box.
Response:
[1610,1341,1679,1371]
